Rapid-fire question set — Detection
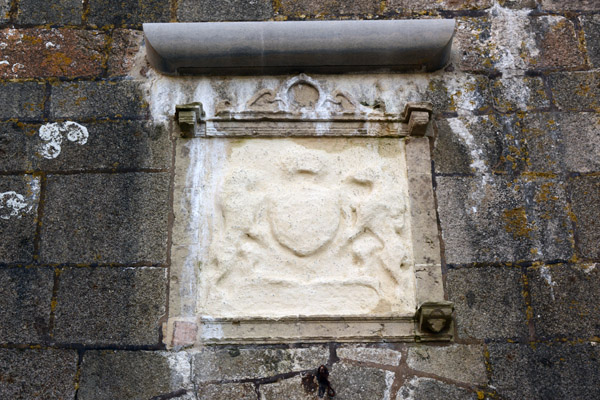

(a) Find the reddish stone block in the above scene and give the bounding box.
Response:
[0,28,106,79]
[171,321,198,347]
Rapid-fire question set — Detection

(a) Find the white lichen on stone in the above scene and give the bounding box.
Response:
[540,265,557,301]
[0,176,40,220]
[38,121,89,159]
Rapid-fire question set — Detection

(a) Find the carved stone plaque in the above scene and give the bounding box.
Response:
[167,75,451,345]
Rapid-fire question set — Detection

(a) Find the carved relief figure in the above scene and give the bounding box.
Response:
[199,138,415,318]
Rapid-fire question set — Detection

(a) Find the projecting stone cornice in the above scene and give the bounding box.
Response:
[143,19,455,76]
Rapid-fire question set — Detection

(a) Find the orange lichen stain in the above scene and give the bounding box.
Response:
[74,96,88,106]
[502,207,533,239]
[477,391,485,400]
[41,52,73,76]
[21,34,43,45]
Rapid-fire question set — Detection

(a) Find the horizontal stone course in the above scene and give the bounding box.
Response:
[78,351,191,400]
[50,81,148,120]
[40,172,169,264]
[388,0,493,11]
[0,348,78,399]
[277,0,380,16]
[53,267,167,345]
[0,28,105,79]
[397,377,479,400]
[0,81,45,121]
[16,0,82,25]
[88,0,170,27]
[407,344,487,384]
[178,0,273,21]
[528,264,600,339]
[549,72,600,112]
[447,266,528,340]
[489,342,600,399]
[0,267,54,344]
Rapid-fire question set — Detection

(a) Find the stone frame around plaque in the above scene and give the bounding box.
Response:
[164,75,453,347]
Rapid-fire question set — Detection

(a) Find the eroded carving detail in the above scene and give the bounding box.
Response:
[199,138,415,318]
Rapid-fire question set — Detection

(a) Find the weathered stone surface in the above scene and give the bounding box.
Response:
[447,266,528,339]
[40,173,169,264]
[396,377,478,400]
[529,16,585,70]
[559,113,600,173]
[88,0,170,26]
[0,267,53,343]
[425,74,491,114]
[582,15,600,68]
[108,29,144,77]
[277,0,380,16]
[177,0,272,21]
[0,175,40,263]
[453,17,494,73]
[541,0,598,11]
[549,72,600,112]
[0,123,38,172]
[0,29,105,79]
[16,0,82,25]
[497,0,538,8]
[433,115,521,175]
[79,351,191,400]
[199,383,257,400]
[489,343,600,399]
[260,376,315,400]
[337,345,402,366]
[193,347,329,382]
[568,176,600,260]
[36,121,171,171]
[407,344,487,384]
[53,267,167,345]
[490,75,550,113]
[528,264,600,339]
[50,81,148,120]
[389,0,493,11]
[0,0,9,23]
[328,362,392,400]
[0,348,78,399]
[436,176,531,264]
[0,81,45,120]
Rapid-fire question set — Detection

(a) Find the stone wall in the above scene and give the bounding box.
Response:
[1,0,599,399]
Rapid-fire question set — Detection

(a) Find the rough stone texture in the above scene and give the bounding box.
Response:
[396,377,478,400]
[277,0,380,16]
[79,351,191,400]
[199,383,257,399]
[528,264,600,339]
[453,17,494,73]
[50,80,148,120]
[53,267,167,345]
[489,343,600,399]
[388,0,493,11]
[16,0,82,25]
[559,113,600,173]
[433,115,521,175]
[541,0,598,11]
[425,75,491,114]
[108,29,144,77]
[529,16,585,70]
[0,348,78,399]
[568,176,600,260]
[490,75,550,113]
[0,29,105,79]
[497,0,538,8]
[260,376,314,400]
[37,121,171,171]
[337,345,402,366]
[88,0,170,27]
[0,268,53,344]
[177,0,272,22]
[0,81,45,120]
[0,0,9,23]
[407,345,487,384]
[549,72,600,112]
[40,173,169,264]
[193,346,329,382]
[0,175,39,263]
[447,266,528,339]
[0,123,38,172]
[328,362,391,400]
[582,15,600,68]
[437,176,530,264]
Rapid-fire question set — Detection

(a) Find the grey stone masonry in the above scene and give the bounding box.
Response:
[178,0,273,21]
[16,0,82,25]
[0,82,45,121]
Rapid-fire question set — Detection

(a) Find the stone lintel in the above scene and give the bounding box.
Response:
[144,20,455,76]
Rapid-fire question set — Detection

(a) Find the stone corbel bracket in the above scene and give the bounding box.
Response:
[144,20,455,75]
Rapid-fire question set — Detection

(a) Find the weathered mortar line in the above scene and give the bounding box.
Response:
[7,0,19,23]
[0,168,171,176]
[445,258,579,270]
[170,0,179,22]
[32,171,46,261]
[46,267,61,340]
[73,349,84,400]
[149,389,189,400]
[0,261,169,268]
[81,0,90,26]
